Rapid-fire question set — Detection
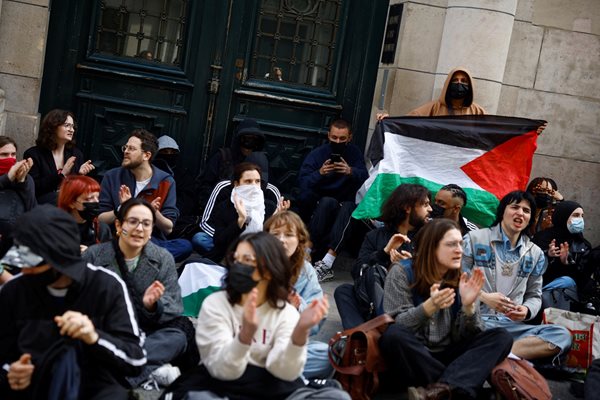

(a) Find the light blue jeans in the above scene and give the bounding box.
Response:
[303,340,333,379]
[483,315,572,356]
[191,231,215,254]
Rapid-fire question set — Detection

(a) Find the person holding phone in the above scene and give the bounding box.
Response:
[297,119,368,282]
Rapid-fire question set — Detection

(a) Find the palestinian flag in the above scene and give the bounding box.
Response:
[179,261,226,317]
[353,115,544,227]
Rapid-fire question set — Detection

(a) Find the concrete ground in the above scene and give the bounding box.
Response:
[135,254,581,399]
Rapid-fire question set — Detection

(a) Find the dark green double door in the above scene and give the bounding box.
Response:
[40,0,389,195]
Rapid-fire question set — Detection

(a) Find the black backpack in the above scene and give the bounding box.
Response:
[0,188,26,243]
[354,263,388,320]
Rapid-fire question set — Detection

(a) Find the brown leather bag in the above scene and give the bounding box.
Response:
[490,358,552,400]
[328,314,394,400]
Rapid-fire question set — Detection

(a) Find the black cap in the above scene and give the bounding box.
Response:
[10,205,85,281]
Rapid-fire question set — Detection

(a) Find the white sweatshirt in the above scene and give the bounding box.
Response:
[196,290,307,381]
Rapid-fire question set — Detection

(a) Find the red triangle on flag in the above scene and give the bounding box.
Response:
[461,131,538,200]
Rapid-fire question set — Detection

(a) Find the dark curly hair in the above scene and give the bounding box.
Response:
[380,184,430,230]
[37,109,76,150]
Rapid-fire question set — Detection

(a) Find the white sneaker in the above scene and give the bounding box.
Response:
[150,363,181,387]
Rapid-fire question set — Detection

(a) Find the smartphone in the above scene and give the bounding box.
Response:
[330,153,342,163]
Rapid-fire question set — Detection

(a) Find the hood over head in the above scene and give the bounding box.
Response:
[440,67,475,108]
[231,118,265,154]
[157,135,180,152]
[6,205,86,282]
[552,201,582,232]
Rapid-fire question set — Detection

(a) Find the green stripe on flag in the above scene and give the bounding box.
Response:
[352,173,499,227]
[182,286,221,317]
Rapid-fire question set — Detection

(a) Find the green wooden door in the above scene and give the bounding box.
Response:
[40,0,389,196]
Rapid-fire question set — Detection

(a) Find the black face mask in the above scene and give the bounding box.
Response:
[430,204,446,219]
[25,268,61,287]
[78,202,100,223]
[448,82,469,100]
[228,262,259,294]
[329,141,347,156]
[534,194,552,209]
[156,153,179,169]
[240,136,261,151]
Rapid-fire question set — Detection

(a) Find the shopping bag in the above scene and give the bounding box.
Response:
[543,307,600,370]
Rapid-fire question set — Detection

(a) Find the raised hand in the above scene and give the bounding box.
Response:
[79,160,95,175]
[459,269,484,307]
[559,241,570,265]
[292,296,329,346]
[384,233,411,258]
[118,185,132,204]
[62,156,77,175]
[275,197,291,215]
[142,280,165,311]
[239,288,259,344]
[233,193,248,228]
[54,310,99,345]
[429,283,456,311]
[151,196,162,211]
[7,353,34,391]
[548,239,560,258]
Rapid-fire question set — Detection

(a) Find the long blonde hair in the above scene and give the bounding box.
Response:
[264,211,312,285]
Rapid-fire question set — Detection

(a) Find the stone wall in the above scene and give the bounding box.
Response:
[370,0,600,245]
[0,0,49,156]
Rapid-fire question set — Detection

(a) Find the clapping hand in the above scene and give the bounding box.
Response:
[143,280,165,311]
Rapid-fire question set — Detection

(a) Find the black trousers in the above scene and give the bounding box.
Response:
[378,324,512,398]
[308,197,355,260]
[334,283,366,330]
[585,358,600,400]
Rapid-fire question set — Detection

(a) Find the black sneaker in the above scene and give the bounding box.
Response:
[307,378,343,390]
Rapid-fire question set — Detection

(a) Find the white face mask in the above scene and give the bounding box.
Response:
[231,184,265,234]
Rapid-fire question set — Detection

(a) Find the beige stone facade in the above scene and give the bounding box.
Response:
[0,0,598,243]
[372,0,600,244]
[0,0,49,155]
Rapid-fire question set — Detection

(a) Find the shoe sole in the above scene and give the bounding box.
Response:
[318,275,334,282]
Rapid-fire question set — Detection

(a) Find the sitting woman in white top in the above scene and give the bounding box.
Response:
[162,232,350,400]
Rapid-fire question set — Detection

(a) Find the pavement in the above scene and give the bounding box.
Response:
[135,253,582,399]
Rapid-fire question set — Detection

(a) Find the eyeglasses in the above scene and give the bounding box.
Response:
[121,145,141,153]
[63,123,76,130]
[124,217,153,229]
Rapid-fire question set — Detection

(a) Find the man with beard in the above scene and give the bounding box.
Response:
[430,184,478,235]
[462,191,572,360]
[334,184,432,329]
[297,119,368,282]
[98,129,192,262]
[0,205,146,399]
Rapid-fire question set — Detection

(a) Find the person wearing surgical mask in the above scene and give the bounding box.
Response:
[206,162,289,263]
[533,200,592,293]
[161,232,343,400]
[58,175,111,253]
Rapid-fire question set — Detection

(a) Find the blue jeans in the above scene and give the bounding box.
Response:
[543,276,576,290]
[483,315,572,356]
[191,231,215,254]
[303,340,333,379]
[152,237,193,263]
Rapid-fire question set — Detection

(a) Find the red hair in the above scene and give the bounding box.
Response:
[57,175,101,212]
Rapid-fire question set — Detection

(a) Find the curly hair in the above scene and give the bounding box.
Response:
[37,109,76,150]
[264,211,312,285]
[380,184,430,230]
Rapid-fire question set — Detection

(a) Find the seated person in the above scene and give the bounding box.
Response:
[335,184,431,329]
[526,177,563,235]
[431,184,478,234]
[264,211,331,379]
[196,118,269,213]
[98,129,192,262]
[24,109,94,204]
[297,119,368,281]
[205,162,288,263]
[0,205,145,399]
[162,232,348,400]
[0,136,36,252]
[533,201,592,313]
[84,198,190,388]
[462,190,572,360]
[193,167,283,255]
[379,219,512,399]
[58,175,111,252]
